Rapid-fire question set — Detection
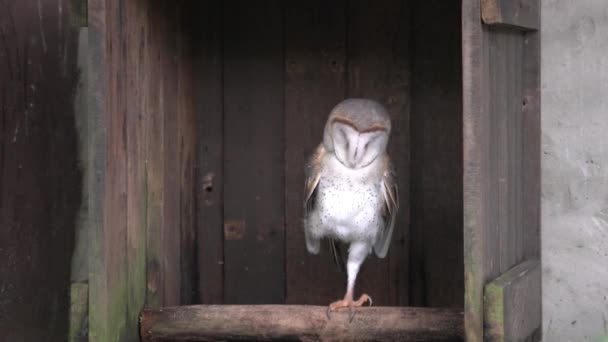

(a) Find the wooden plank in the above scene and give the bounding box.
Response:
[222,0,285,304]
[485,29,525,274]
[161,1,181,307]
[521,31,541,261]
[140,305,464,342]
[484,260,541,342]
[88,1,199,340]
[0,1,81,340]
[88,0,112,339]
[177,3,197,306]
[125,0,148,340]
[89,0,132,340]
[194,0,224,305]
[144,0,167,310]
[284,0,347,305]
[481,0,539,31]
[346,0,410,307]
[463,0,540,340]
[409,0,463,308]
[462,0,488,340]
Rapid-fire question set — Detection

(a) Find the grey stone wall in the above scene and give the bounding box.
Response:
[542,0,608,340]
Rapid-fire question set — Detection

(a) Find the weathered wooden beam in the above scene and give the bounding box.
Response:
[484,260,541,342]
[140,305,464,341]
[481,0,539,31]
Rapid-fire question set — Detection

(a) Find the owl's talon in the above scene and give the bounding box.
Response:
[327,294,371,323]
[349,306,356,323]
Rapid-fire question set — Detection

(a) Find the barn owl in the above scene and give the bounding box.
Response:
[303,98,398,321]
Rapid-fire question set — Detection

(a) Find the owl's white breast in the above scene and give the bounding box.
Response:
[311,154,384,243]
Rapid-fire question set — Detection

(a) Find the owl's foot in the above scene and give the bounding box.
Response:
[326,294,373,323]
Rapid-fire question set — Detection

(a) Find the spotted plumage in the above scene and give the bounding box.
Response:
[303,98,399,319]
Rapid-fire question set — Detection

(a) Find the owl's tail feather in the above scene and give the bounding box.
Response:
[329,239,347,273]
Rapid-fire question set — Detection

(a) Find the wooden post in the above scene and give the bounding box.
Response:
[140,305,464,341]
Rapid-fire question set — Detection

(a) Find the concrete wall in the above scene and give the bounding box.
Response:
[542,0,608,340]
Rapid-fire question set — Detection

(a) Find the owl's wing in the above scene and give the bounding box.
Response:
[374,156,399,258]
[303,144,325,255]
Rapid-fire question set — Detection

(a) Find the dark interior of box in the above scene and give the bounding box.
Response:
[190,0,463,309]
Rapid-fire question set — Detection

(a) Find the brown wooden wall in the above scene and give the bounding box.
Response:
[409,0,464,308]
[88,1,197,341]
[0,0,81,341]
[195,0,464,309]
[194,0,413,307]
[89,0,467,339]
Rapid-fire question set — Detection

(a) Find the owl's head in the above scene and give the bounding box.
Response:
[323,98,391,169]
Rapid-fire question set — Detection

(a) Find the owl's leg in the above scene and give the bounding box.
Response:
[327,242,372,322]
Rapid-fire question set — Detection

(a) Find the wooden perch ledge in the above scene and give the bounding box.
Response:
[140,305,464,341]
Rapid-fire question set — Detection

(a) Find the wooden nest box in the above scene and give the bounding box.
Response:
[88,0,541,341]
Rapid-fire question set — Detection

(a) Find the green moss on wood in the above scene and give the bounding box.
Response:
[70,0,88,27]
[69,282,89,342]
[484,282,505,341]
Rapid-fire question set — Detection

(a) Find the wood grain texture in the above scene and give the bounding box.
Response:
[161,0,181,307]
[409,0,463,308]
[0,1,80,340]
[481,0,539,31]
[88,1,199,340]
[462,0,489,340]
[194,0,225,305]
[484,28,525,276]
[124,0,148,340]
[88,0,129,340]
[222,0,286,304]
[484,260,541,342]
[140,305,464,342]
[346,0,411,307]
[284,0,347,305]
[178,4,197,306]
[462,0,541,340]
[521,32,541,261]
[143,0,170,310]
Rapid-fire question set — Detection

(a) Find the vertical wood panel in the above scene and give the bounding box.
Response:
[88,0,111,338]
[462,0,488,339]
[486,28,523,273]
[485,28,525,277]
[144,0,166,309]
[410,0,463,308]
[89,2,199,340]
[161,2,181,306]
[346,0,411,306]
[178,2,197,305]
[222,0,285,304]
[0,1,80,340]
[98,0,130,339]
[284,0,347,305]
[522,32,541,261]
[195,0,224,305]
[463,0,541,339]
[125,1,147,340]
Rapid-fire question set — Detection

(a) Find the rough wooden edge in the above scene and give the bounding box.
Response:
[87,0,116,341]
[481,0,539,31]
[484,260,541,342]
[462,0,485,340]
[69,282,89,342]
[139,305,464,341]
